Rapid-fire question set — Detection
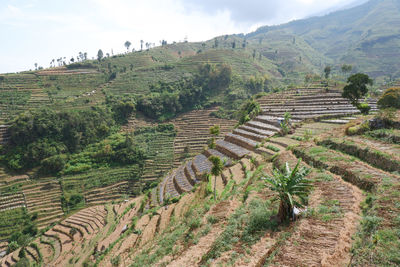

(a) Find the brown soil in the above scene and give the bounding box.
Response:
[165,199,241,267]
[140,214,160,246]
[173,193,194,218]
[229,163,245,184]
[158,203,176,233]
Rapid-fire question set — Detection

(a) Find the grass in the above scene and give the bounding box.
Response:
[201,198,277,264]
[316,199,342,222]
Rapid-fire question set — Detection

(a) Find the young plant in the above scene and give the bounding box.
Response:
[264,159,312,222]
[209,155,224,201]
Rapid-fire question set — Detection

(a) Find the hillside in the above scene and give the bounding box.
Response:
[0,0,399,265]
[248,0,400,81]
[2,86,399,266]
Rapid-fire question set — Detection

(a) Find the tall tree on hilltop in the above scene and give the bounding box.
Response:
[124,41,131,52]
[140,40,144,51]
[97,49,104,62]
[341,64,352,77]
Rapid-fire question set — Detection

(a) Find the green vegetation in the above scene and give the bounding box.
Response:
[209,155,224,201]
[365,128,400,144]
[0,208,38,250]
[237,99,261,125]
[201,199,277,264]
[264,159,312,222]
[378,87,400,109]
[342,73,373,112]
[136,63,232,121]
[280,112,292,136]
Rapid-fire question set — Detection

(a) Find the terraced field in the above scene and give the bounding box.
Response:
[155,87,371,206]
[3,85,397,267]
[171,107,236,167]
[22,180,64,229]
[0,74,49,124]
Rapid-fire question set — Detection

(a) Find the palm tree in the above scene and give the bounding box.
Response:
[124,41,131,52]
[209,156,224,201]
[264,159,312,222]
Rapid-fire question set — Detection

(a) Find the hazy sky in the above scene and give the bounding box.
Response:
[0,0,361,73]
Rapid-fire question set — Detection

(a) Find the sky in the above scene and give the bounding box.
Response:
[0,0,362,74]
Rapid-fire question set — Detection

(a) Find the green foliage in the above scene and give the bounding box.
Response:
[1,208,38,243]
[345,121,370,136]
[324,66,331,79]
[357,102,371,115]
[40,154,67,175]
[365,128,400,144]
[106,95,136,124]
[378,87,400,109]
[237,99,261,125]
[110,255,121,266]
[265,144,280,152]
[209,125,220,136]
[3,107,115,171]
[245,75,269,94]
[209,155,224,200]
[137,63,232,121]
[342,73,373,106]
[61,193,84,212]
[7,241,19,253]
[280,112,292,136]
[264,159,312,222]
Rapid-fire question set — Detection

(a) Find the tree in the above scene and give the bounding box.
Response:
[342,73,373,106]
[34,63,38,70]
[208,125,220,149]
[140,40,144,51]
[124,41,131,52]
[0,76,4,89]
[264,159,312,222]
[209,155,224,201]
[324,66,331,79]
[97,49,104,62]
[232,41,236,49]
[341,64,352,76]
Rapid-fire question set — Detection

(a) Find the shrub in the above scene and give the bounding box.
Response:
[345,121,370,136]
[377,87,400,109]
[40,154,67,175]
[237,100,261,125]
[357,102,371,115]
[7,241,19,253]
[110,255,121,266]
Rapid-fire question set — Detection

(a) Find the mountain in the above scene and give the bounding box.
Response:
[247,0,400,81]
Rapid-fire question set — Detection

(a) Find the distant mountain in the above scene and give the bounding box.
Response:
[247,0,400,80]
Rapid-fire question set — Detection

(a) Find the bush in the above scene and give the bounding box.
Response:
[357,103,371,115]
[40,154,67,175]
[7,241,19,253]
[345,121,370,136]
[237,100,261,125]
[377,87,400,109]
